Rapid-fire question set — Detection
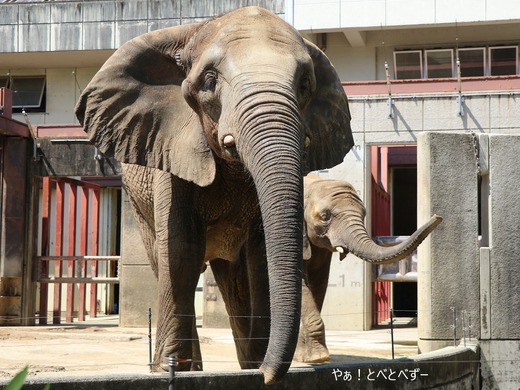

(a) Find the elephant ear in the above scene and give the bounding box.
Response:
[303,40,355,173]
[75,23,216,187]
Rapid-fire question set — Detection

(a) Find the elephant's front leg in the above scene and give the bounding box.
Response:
[295,247,332,363]
[153,175,205,372]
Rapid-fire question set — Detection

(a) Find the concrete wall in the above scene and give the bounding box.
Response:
[7,344,479,389]
[118,191,158,327]
[321,92,520,331]
[293,0,520,31]
[417,132,520,388]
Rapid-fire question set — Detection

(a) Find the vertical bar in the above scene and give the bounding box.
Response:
[451,306,457,346]
[38,177,51,325]
[78,186,89,321]
[90,188,100,318]
[390,308,395,359]
[148,308,153,372]
[52,180,65,324]
[66,183,77,323]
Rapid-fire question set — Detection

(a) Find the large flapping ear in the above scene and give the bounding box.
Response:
[75,23,216,187]
[302,40,355,173]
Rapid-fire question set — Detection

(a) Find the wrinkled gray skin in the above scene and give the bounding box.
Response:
[295,173,442,363]
[75,7,353,384]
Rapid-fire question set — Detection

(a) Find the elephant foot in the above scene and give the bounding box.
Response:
[156,357,203,372]
[303,348,331,363]
[294,338,307,362]
[294,336,330,363]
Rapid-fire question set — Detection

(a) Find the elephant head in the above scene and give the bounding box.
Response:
[75,7,353,384]
[303,174,442,264]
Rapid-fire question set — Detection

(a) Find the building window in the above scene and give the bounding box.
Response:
[425,49,454,78]
[9,76,46,112]
[0,77,8,88]
[457,48,486,77]
[489,46,518,76]
[394,51,423,80]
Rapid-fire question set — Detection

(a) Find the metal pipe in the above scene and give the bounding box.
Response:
[148,308,152,372]
[390,308,395,359]
[168,356,177,390]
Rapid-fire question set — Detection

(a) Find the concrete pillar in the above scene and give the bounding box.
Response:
[417,132,480,353]
[119,190,158,327]
[480,134,520,388]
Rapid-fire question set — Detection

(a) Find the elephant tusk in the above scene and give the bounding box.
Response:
[223,134,236,147]
[335,246,344,253]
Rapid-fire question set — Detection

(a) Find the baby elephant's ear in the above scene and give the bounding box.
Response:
[302,40,355,173]
[75,24,216,187]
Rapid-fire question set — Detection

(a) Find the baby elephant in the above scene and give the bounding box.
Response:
[296,174,442,363]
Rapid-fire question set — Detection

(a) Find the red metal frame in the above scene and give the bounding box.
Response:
[52,181,65,324]
[37,177,108,324]
[38,178,51,325]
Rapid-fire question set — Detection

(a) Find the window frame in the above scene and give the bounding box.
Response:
[9,76,46,110]
[393,50,423,80]
[424,48,454,79]
[457,47,486,78]
[488,45,518,76]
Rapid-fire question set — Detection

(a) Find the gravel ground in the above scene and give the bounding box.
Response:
[0,316,418,380]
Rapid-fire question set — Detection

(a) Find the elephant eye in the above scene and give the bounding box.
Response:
[317,209,331,223]
[298,77,312,108]
[202,69,218,92]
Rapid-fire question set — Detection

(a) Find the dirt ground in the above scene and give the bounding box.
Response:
[0,316,418,381]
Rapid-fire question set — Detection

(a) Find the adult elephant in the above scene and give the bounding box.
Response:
[295,174,442,363]
[75,7,353,384]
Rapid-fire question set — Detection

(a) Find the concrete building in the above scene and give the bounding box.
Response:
[1,0,519,387]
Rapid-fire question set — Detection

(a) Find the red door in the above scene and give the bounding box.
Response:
[37,177,101,324]
[370,146,391,326]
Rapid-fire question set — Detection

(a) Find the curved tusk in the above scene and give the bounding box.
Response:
[223,134,236,147]
[335,246,344,253]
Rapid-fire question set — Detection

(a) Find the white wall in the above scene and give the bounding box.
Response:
[294,0,520,31]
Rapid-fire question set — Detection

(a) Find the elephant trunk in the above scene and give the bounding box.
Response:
[237,96,303,385]
[339,214,442,264]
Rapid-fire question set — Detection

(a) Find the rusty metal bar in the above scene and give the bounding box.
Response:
[53,180,65,324]
[38,177,51,325]
[38,277,119,284]
[78,186,89,321]
[66,183,77,323]
[37,256,120,261]
[47,176,101,190]
[90,188,100,318]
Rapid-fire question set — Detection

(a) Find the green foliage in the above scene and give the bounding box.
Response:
[4,367,27,390]
[4,367,50,390]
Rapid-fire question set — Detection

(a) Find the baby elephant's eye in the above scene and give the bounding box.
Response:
[202,70,217,92]
[318,209,331,222]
